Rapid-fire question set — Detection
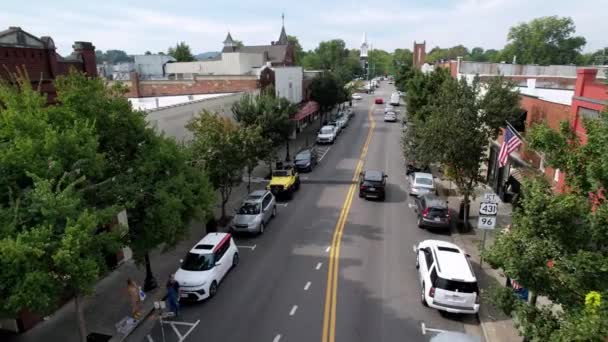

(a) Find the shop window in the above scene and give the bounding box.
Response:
[579,107,599,120]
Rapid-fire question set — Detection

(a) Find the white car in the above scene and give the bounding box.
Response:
[352,93,362,100]
[384,105,395,113]
[317,125,336,144]
[415,240,480,314]
[407,172,436,196]
[384,111,397,122]
[175,233,239,301]
[390,92,400,106]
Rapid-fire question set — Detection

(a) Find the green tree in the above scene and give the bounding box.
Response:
[469,47,487,62]
[187,111,244,220]
[405,68,451,122]
[0,74,123,342]
[240,125,272,192]
[94,49,133,64]
[310,72,341,126]
[500,16,587,65]
[287,35,305,65]
[168,41,196,62]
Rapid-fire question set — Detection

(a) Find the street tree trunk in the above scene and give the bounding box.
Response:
[143,252,158,291]
[463,193,471,232]
[247,167,252,194]
[285,140,290,162]
[74,294,87,342]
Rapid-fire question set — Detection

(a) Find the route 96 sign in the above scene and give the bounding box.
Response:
[479,202,498,216]
[478,216,496,229]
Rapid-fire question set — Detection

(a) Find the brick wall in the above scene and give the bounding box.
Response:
[122,74,259,97]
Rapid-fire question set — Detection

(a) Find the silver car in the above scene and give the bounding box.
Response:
[231,190,276,234]
[407,172,436,196]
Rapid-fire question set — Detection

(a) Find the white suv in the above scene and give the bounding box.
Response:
[175,232,239,301]
[415,240,480,314]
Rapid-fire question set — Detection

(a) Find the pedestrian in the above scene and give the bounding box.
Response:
[166,274,181,317]
[126,278,142,319]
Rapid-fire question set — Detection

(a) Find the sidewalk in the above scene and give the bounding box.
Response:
[434,173,522,342]
[4,115,324,342]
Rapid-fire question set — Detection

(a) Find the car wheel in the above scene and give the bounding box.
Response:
[359,191,364,198]
[421,284,428,306]
[271,206,277,218]
[380,194,386,201]
[232,253,239,268]
[209,281,218,298]
[417,216,424,228]
[259,222,265,235]
[295,178,301,190]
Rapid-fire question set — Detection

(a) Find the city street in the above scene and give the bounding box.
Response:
[143,83,482,342]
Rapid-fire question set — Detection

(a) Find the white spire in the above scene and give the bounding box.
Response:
[360,32,369,58]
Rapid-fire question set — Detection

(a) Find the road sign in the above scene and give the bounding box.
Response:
[478,216,496,229]
[479,202,498,216]
[483,193,499,203]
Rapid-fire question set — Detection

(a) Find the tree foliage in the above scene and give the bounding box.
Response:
[95,49,133,64]
[287,35,304,65]
[310,72,341,117]
[405,68,451,122]
[500,16,586,65]
[168,41,196,62]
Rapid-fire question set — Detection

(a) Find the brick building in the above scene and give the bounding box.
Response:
[0,26,97,103]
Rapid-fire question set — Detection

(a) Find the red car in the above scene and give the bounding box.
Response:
[375,98,384,104]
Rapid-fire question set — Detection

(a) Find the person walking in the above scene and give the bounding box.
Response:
[126,278,142,319]
[166,274,181,317]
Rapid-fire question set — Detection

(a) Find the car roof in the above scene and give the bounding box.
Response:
[321,125,335,130]
[246,190,268,201]
[421,240,475,282]
[420,194,447,208]
[414,172,433,179]
[189,233,231,254]
[364,170,384,181]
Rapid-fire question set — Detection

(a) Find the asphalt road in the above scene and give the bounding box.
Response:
[144,83,482,342]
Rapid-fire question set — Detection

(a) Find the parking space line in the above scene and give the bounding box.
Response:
[420,322,448,335]
[236,244,256,250]
[316,262,322,270]
[277,203,288,207]
[304,281,311,291]
[318,146,331,162]
[325,246,331,252]
[289,305,298,316]
[273,334,282,342]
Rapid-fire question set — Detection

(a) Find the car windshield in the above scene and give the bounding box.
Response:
[416,177,433,186]
[320,127,334,134]
[273,170,289,177]
[238,202,260,215]
[181,252,214,271]
[436,278,478,293]
[295,152,310,160]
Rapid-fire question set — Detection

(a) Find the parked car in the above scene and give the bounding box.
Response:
[317,125,337,144]
[230,190,277,234]
[337,116,348,129]
[346,107,355,118]
[413,194,450,229]
[294,148,318,172]
[175,232,239,301]
[407,172,436,196]
[358,169,388,200]
[384,111,397,122]
[375,98,384,104]
[328,119,342,134]
[415,239,480,314]
[267,166,300,199]
[352,93,362,100]
[384,105,395,113]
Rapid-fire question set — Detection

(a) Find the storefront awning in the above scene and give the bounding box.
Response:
[293,101,319,121]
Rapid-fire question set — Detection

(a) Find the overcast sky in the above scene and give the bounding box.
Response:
[3,0,606,55]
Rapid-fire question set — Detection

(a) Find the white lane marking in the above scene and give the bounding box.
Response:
[420,322,448,335]
[236,244,256,250]
[325,246,331,252]
[273,334,282,342]
[315,262,322,270]
[304,281,311,291]
[146,335,154,342]
[277,203,288,207]
[318,147,331,162]
[289,305,298,316]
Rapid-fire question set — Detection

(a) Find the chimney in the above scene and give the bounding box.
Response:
[73,41,97,77]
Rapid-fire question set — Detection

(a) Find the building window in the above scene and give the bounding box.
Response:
[579,107,600,120]
[554,169,560,183]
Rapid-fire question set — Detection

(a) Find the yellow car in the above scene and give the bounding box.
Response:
[267,166,300,199]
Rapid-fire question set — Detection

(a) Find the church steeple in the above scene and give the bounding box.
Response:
[277,13,288,45]
[223,32,236,48]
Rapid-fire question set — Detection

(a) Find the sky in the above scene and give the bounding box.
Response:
[2,0,606,56]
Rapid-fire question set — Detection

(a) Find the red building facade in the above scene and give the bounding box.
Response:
[0,26,97,103]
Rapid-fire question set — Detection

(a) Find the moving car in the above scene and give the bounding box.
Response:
[231,190,277,234]
[415,240,480,314]
[267,166,300,199]
[390,92,400,106]
[175,233,239,301]
[384,111,397,122]
[413,194,450,229]
[294,148,318,172]
[407,172,436,196]
[358,170,388,200]
[352,93,362,100]
[317,125,337,144]
[375,98,384,104]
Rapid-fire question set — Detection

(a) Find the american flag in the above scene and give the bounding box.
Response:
[498,126,522,167]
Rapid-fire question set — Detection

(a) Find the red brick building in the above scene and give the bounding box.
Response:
[0,26,97,103]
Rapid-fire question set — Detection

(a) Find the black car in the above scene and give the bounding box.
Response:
[359,170,387,201]
[414,194,450,229]
[294,148,318,172]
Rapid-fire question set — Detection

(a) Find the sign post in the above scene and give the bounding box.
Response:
[478,194,499,268]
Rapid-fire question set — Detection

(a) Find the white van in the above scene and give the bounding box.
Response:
[390,92,400,106]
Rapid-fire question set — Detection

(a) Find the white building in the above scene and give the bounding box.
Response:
[165,52,264,76]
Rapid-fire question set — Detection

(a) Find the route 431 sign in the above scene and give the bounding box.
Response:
[479,202,498,216]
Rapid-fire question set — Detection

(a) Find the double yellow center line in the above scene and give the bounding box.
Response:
[321,103,376,342]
